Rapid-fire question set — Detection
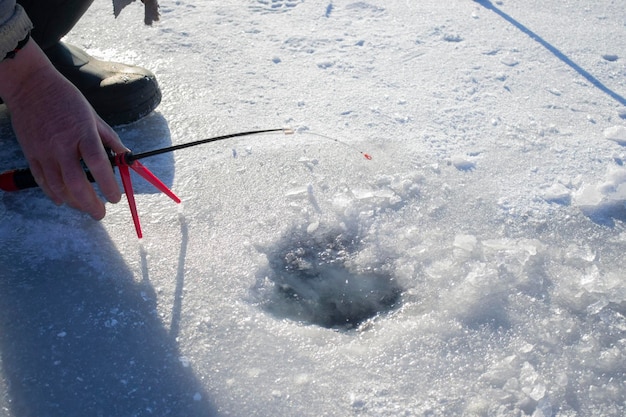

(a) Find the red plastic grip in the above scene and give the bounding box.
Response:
[0,170,20,192]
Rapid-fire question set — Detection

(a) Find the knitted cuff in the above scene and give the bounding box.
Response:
[0,5,34,62]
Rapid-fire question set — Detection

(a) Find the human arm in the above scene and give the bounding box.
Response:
[0,12,127,219]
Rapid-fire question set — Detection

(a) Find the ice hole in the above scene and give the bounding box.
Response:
[253,227,403,330]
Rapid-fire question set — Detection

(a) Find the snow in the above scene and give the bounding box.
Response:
[1,0,626,416]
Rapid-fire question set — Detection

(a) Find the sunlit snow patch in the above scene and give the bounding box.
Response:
[252,225,403,330]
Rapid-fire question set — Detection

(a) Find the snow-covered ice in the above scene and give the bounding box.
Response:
[1,0,626,416]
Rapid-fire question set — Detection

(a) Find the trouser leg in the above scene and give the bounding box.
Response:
[17,0,95,49]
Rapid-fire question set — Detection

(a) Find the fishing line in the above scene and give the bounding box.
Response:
[298,130,372,160]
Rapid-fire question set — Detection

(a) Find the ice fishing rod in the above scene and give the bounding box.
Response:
[0,127,372,192]
[0,128,288,192]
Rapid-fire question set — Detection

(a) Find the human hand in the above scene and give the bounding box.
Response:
[0,38,128,220]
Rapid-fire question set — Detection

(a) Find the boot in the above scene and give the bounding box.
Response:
[14,0,161,126]
[44,42,162,126]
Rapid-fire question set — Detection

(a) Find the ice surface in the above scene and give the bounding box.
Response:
[1,0,626,416]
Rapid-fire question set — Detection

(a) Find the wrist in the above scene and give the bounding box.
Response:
[0,37,59,108]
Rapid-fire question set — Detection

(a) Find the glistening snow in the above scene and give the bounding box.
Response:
[1,0,625,416]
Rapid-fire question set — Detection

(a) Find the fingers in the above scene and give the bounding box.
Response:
[29,160,63,206]
[60,155,106,220]
[29,155,106,219]
[79,135,122,205]
[62,120,124,218]
[84,118,128,204]
[27,117,125,220]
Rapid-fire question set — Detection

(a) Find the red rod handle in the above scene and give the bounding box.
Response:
[0,168,40,191]
[0,148,118,192]
[0,168,96,191]
[0,167,98,192]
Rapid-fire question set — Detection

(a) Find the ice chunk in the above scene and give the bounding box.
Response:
[451,155,476,171]
[528,383,546,401]
[306,221,320,234]
[352,188,376,200]
[541,183,571,204]
[580,270,626,305]
[453,234,478,252]
[348,392,367,409]
[520,362,545,401]
[534,397,553,417]
[565,244,596,262]
[480,355,517,387]
[179,356,190,367]
[604,125,626,145]
[285,186,308,198]
[573,166,626,220]
[586,298,609,315]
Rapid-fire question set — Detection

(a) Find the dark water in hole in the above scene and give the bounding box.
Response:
[253,227,403,330]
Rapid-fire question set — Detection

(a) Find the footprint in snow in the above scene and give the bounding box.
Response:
[249,0,303,14]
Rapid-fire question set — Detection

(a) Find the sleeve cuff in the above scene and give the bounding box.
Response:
[0,5,34,62]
